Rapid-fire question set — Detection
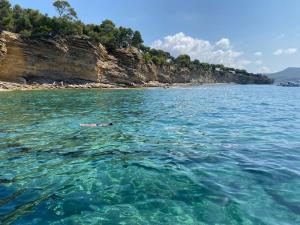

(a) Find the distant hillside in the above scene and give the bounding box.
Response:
[268,67,300,83]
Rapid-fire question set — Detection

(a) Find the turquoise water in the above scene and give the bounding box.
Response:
[0,85,300,225]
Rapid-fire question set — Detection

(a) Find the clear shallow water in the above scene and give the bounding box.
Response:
[0,85,300,225]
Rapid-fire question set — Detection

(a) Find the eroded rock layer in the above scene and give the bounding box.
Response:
[0,31,273,85]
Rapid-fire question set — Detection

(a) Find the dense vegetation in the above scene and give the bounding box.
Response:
[0,0,143,51]
[0,0,259,76]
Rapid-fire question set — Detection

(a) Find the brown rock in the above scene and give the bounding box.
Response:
[0,31,273,86]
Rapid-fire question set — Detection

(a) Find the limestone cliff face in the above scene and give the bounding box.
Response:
[101,48,158,85]
[0,32,103,83]
[0,31,273,85]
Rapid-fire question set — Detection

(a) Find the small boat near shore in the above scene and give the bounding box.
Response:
[277,81,300,87]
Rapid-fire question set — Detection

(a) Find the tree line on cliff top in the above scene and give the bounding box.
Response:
[0,0,143,50]
[0,0,259,76]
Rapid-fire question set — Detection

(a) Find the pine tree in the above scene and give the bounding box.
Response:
[0,0,13,31]
[132,31,143,48]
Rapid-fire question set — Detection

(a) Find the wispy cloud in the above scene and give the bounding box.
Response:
[152,32,250,69]
[274,48,297,56]
[254,52,263,57]
[215,38,231,49]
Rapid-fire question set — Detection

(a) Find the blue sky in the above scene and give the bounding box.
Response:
[10,0,300,73]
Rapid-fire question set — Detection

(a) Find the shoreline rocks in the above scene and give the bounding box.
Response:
[0,81,172,91]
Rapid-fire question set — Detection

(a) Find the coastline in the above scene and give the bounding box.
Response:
[0,31,273,90]
[0,81,236,92]
[0,81,199,92]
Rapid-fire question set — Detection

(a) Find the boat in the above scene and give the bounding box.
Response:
[277,81,300,87]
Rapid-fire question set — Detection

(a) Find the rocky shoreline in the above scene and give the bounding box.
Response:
[0,81,178,91]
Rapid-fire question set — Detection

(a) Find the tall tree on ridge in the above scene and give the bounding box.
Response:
[132,31,143,48]
[53,0,77,20]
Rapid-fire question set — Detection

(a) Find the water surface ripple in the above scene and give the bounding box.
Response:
[0,85,300,224]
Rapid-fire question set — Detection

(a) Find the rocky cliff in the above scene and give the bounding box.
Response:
[0,31,273,85]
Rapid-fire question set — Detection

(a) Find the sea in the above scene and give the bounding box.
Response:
[0,85,299,225]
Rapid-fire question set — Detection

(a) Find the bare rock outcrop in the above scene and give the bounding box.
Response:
[0,32,103,83]
[0,31,273,85]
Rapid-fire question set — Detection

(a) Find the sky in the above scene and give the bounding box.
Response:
[10,0,300,73]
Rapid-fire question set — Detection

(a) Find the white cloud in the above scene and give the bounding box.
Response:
[258,67,271,73]
[255,60,263,65]
[151,32,249,69]
[274,48,297,56]
[254,52,263,56]
[215,38,231,49]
